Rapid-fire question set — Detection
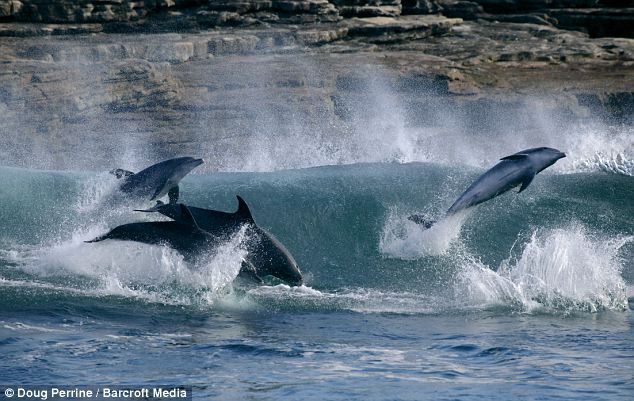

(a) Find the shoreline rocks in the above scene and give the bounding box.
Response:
[1,0,633,38]
[0,1,633,169]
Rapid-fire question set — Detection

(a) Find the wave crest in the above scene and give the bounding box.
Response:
[2,226,250,306]
[560,125,634,176]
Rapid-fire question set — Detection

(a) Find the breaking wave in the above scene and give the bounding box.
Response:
[1,226,250,306]
[456,226,632,313]
[0,161,631,316]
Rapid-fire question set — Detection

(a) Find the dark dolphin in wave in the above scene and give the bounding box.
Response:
[86,204,217,257]
[135,196,303,286]
[409,147,566,228]
[110,157,203,204]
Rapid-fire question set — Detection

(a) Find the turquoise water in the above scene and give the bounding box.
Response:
[0,160,632,400]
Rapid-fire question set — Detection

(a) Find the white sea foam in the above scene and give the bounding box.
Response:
[379,209,469,258]
[3,224,629,315]
[456,226,632,313]
[558,124,634,176]
[246,285,444,314]
[3,226,250,306]
[1,321,66,333]
[75,172,119,213]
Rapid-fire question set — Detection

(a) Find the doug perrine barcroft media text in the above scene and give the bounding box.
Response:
[1,387,189,400]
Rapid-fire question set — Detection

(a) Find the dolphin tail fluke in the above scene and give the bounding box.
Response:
[407,214,437,229]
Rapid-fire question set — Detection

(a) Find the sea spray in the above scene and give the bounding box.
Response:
[75,171,119,213]
[380,209,470,258]
[456,225,631,313]
[3,226,250,306]
[560,123,634,176]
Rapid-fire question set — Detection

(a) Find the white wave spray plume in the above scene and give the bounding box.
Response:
[4,225,250,306]
[380,209,470,258]
[456,225,632,313]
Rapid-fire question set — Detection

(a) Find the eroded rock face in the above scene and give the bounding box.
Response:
[0,0,176,22]
[549,8,634,38]
[0,0,341,24]
[1,1,633,169]
[1,0,633,39]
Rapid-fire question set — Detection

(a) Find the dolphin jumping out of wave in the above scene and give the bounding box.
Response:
[409,147,566,228]
[136,196,304,286]
[110,157,204,204]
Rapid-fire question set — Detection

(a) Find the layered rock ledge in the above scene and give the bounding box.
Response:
[0,1,633,169]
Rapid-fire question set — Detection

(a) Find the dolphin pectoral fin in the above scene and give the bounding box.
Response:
[238,259,263,284]
[168,186,179,204]
[408,214,437,229]
[109,168,135,179]
[500,154,528,161]
[518,173,536,193]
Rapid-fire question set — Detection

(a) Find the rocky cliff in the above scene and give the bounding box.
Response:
[2,0,633,37]
[0,0,633,169]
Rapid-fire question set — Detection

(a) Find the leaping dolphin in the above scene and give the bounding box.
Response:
[409,147,566,228]
[136,196,303,286]
[110,157,204,204]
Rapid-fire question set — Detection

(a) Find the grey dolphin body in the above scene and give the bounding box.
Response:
[85,204,217,258]
[409,147,566,228]
[111,157,204,204]
[136,196,303,286]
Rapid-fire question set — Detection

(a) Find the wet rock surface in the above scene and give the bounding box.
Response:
[0,1,633,169]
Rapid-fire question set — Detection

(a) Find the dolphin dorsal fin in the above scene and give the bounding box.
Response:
[179,204,200,229]
[500,154,529,161]
[235,195,255,223]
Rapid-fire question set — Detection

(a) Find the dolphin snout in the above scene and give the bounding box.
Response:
[559,152,566,159]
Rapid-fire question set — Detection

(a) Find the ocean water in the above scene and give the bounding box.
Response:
[0,122,633,400]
